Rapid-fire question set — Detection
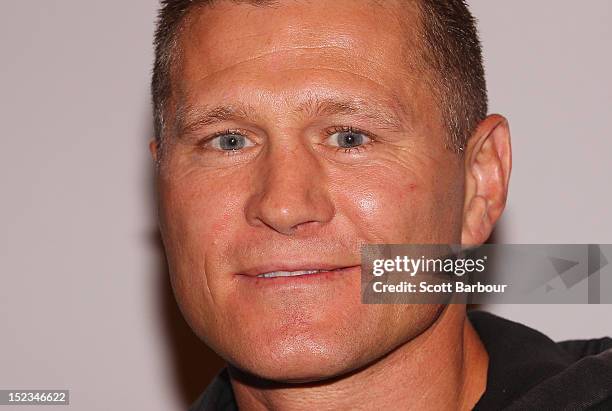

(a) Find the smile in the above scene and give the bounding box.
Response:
[257,269,326,278]
[252,266,355,279]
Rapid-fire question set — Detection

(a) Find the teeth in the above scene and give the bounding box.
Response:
[257,270,323,278]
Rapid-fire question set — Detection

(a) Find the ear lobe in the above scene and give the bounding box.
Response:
[149,138,160,163]
[461,115,512,246]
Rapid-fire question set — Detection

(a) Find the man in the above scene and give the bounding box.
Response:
[149,0,612,410]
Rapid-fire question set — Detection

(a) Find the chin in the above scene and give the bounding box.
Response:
[228,334,363,383]
[226,305,447,384]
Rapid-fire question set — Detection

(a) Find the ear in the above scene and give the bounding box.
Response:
[461,114,512,246]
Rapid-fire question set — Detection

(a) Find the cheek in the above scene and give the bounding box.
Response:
[331,163,461,244]
[157,170,245,294]
[331,168,419,242]
[160,169,244,248]
[157,170,254,345]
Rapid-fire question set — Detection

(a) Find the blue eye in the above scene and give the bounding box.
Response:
[327,130,371,148]
[211,133,254,151]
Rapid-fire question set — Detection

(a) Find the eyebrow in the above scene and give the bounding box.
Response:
[174,103,255,136]
[174,96,408,137]
[297,96,408,132]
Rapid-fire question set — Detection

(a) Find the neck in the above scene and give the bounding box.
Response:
[230,305,488,411]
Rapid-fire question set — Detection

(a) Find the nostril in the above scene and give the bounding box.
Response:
[245,190,335,235]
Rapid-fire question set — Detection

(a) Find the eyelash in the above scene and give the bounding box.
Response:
[198,129,248,156]
[324,126,377,154]
[198,126,377,155]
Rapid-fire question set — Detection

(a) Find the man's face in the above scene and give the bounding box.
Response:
[156,0,465,381]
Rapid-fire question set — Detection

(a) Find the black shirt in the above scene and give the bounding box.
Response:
[190,311,612,410]
[471,311,612,410]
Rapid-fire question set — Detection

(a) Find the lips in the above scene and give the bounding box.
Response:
[256,268,347,278]
[238,263,357,279]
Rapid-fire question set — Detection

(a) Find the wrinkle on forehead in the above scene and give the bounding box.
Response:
[167,0,433,137]
[176,0,423,75]
[180,45,384,87]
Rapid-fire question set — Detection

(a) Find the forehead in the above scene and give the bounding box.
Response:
[172,0,430,121]
[180,1,422,74]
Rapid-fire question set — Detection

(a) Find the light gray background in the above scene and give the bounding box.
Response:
[1,1,610,410]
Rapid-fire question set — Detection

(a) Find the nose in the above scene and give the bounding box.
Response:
[245,143,335,235]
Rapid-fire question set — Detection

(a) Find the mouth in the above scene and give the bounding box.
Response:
[237,262,360,281]
[256,268,346,279]
[237,264,361,290]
